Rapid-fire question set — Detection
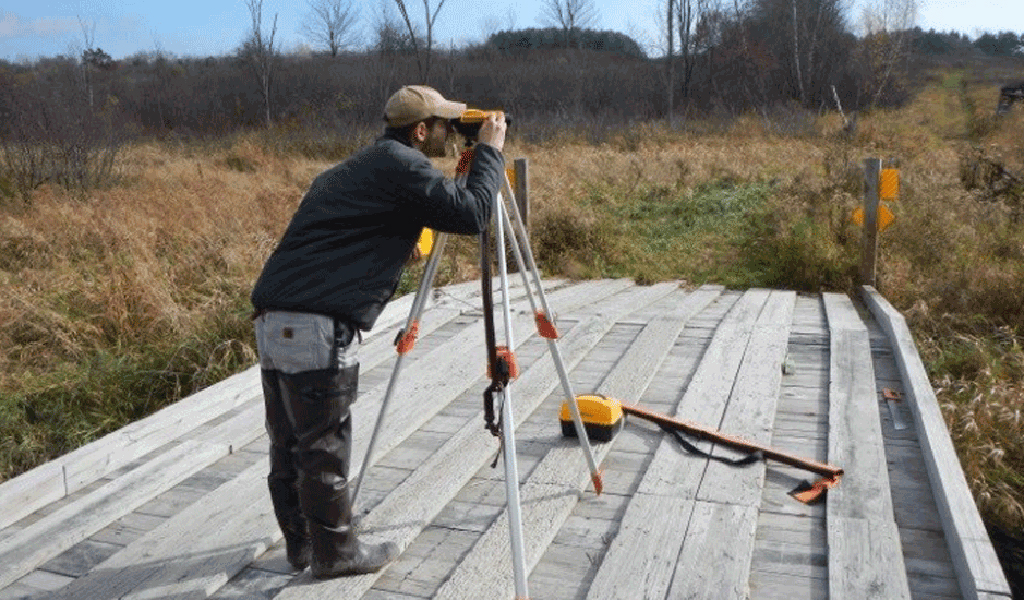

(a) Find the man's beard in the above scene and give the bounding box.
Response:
[422,129,448,157]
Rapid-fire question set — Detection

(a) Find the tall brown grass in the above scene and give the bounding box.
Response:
[1,69,1022,583]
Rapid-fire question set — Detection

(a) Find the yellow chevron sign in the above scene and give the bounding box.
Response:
[880,168,900,201]
[852,203,895,232]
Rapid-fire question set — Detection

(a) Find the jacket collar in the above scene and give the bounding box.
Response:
[380,128,414,147]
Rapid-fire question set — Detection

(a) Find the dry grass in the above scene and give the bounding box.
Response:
[1,69,1022,571]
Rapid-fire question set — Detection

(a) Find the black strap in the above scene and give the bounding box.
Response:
[480,220,503,438]
[660,425,763,467]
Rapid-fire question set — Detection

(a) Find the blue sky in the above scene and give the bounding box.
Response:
[0,0,1019,62]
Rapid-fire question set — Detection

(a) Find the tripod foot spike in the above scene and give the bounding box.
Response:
[592,471,604,495]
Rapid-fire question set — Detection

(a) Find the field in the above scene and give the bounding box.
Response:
[1,65,1023,586]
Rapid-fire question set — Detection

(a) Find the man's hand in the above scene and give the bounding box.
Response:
[477,112,506,152]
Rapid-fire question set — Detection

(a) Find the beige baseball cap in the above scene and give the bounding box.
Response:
[384,85,466,127]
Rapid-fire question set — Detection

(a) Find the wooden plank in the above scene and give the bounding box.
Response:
[63,368,262,495]
[269,283,700,600]
[0,369,260,533]
[823,292,911,600]
[698,290,795,506]
[51,461,274,600]
[861,285,1012,600]
[207,567,293,600]
[637,289,772,498]
[666,502,760,598]
[428,287,723,600]
[0,462,65,531]
[748,569,828,600]
[658,292,794,600]
[654,292,793,600]
[348,281,653,478]
[585,493,695,599]
[588,290,775,600]
[355,274,550,373]
[829,515,915,599]
[0,440,223,590]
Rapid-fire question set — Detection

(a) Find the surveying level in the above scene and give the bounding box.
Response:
[453,109,512,142]
[351,133,601,600]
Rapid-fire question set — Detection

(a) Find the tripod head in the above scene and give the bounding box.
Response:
[454,109,512,146]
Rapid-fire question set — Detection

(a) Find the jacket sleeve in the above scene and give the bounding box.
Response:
[395,144,505,235]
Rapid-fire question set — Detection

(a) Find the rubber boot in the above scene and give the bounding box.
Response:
[309,520,399,578]
[262,369,311,570]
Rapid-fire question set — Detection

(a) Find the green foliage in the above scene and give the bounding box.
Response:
[911,28,975,56]
[0,297,255,481]
[973,32,1024,57]
[533,207,619,277]
[487,27,646,58]
[531,179,782,284]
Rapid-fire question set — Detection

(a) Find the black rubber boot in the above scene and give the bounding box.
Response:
[262,369,310,571]
[309,521,399,578]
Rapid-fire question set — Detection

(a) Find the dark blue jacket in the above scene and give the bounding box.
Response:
[251,132,505,330]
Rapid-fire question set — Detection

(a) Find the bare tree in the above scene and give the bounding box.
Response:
[677,0,706,101]
[301,0,360,57]
[540,0,599,48]
[392,0,447,82]
[664,0,676,125]
[860,0,918,107]
[750,0,848,107]
[242,0,278,128]
[369,0,406,113]
[478,10,517,44]
[694,2,725,93]
[663,0,715,118]
[77,17,109,109]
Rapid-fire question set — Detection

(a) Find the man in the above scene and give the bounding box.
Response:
[250,85,506,578]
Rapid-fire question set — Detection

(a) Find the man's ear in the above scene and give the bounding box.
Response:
[412,121,429,144]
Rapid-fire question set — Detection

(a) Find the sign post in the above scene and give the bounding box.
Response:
[861,158,882,286]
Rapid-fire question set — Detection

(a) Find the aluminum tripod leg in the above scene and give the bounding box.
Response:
[497,174,604,494]
[350,231,449,512]
[492,195,529,599]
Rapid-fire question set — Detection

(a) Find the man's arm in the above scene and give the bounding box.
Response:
[395,144,505,235]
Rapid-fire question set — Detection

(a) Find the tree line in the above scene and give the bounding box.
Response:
[912,28,1023,57]
[1,0,1021,201]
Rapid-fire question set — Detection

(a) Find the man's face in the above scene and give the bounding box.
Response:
[421,118,452,158]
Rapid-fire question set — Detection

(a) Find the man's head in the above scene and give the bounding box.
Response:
[385,85,465,157]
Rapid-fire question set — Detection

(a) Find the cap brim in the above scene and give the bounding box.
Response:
[434,101,467,120]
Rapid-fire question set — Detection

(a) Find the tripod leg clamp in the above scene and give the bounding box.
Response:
[395,321,420,355]
[535,312,559,339]
[487,347,519,381]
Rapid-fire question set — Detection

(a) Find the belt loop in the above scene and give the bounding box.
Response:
[333,318,359,347]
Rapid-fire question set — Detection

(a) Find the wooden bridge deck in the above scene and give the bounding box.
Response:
[0,279,1011,600]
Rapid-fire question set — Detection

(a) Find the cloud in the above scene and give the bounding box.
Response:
[32,16,80,37]
[0,12,19,37]
[0,12,80,39]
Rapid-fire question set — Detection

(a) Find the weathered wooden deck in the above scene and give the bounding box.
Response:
[0,279,1012,600]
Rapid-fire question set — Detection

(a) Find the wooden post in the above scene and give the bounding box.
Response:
[514,158,529,233]
[861,158,881,287]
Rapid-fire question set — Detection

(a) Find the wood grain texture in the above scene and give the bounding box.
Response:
[823,292,911,600]
[51,461,274,600]
[861,285,1011,600]
[638,289,772,498]
[0,440,223,591]
[429,287,722,600]
[271,283,697,600]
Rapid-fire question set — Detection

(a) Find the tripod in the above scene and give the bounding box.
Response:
[350,142,603,599]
